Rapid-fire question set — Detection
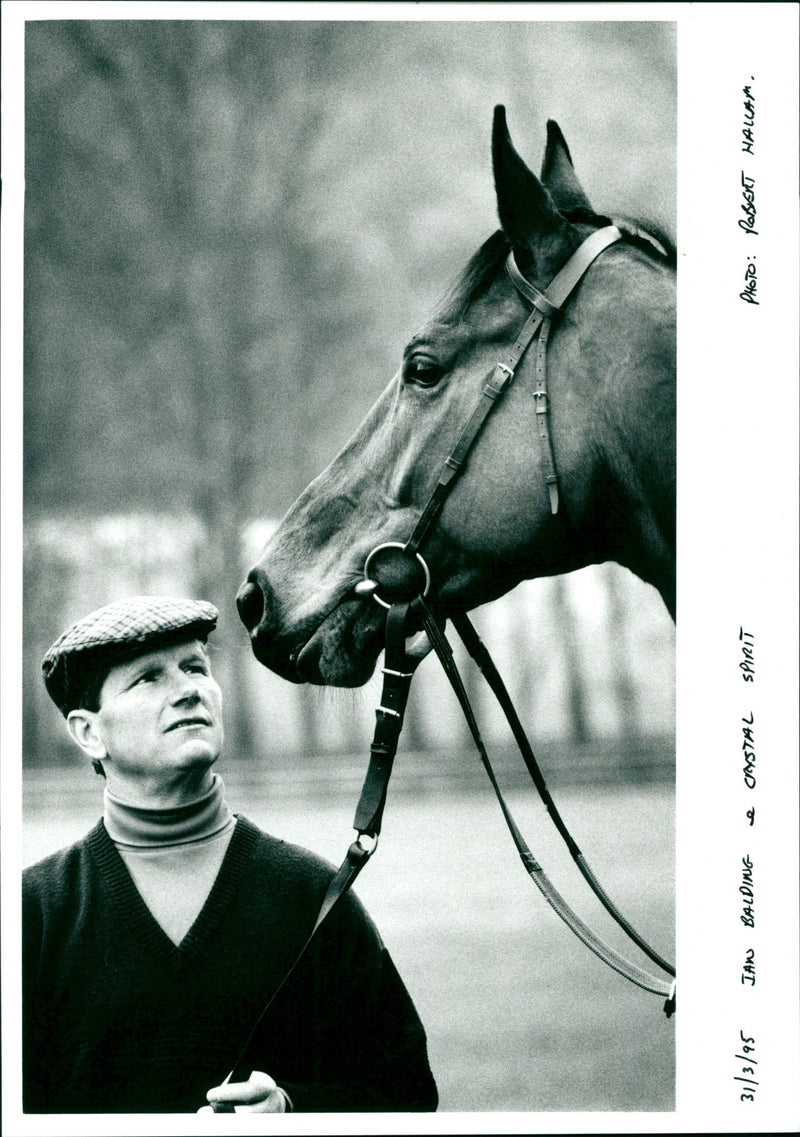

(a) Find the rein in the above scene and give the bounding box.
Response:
[222,227,674,1099]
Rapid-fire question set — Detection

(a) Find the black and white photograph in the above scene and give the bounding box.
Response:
[2,3,798,1134]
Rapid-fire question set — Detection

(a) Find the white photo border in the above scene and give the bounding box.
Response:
[2,3,798,1135]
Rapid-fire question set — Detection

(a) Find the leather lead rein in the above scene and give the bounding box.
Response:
[224,227,675,1091]
[223,605,422,1088]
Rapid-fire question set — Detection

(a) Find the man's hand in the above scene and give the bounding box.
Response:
[404,630,432,661]
[197,1070,290,1113]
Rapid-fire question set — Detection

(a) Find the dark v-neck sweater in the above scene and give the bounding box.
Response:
[103,773,236,944]
[23,815,438,1113]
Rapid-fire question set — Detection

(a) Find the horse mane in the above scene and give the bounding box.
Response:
[438,212,676,323]
[561,208,677,267]
[604,215,677,267]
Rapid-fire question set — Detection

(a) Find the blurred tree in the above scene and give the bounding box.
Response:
[24,22,357,754]
[24,19,675,763]
[551,575,591,745]
[25,20,676,517]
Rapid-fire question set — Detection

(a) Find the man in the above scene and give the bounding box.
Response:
[24,595,438,1114]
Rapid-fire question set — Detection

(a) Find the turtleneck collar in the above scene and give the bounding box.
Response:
[103,772,235,848]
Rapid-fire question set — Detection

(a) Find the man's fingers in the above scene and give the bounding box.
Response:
[404,630,432,659]
[207,1070,277,1106]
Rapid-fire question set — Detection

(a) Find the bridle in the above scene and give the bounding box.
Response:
[220,225,675,1100]
[364,225,626,616]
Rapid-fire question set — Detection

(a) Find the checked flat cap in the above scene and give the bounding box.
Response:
[42,595,218,716]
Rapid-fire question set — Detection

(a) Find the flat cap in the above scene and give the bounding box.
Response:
[42,595,219,716]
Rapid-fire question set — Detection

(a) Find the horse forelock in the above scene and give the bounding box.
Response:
[435,230,511,323]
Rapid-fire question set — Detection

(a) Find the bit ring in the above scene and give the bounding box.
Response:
[362,542,431,610]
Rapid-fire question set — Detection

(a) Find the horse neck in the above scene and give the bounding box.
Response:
[605,486,675,619]
[589,387,675,619]
[550,249,676,617]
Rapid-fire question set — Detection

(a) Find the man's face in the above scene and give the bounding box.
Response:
[89,639,224,782]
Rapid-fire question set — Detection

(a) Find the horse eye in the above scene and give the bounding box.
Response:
[403,360,443,388]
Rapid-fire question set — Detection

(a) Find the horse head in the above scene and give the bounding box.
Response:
[238,108,675,686]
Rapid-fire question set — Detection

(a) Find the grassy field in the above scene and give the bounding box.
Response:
[22,758,675,1114]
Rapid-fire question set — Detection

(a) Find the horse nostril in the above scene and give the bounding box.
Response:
[237,581,264,631]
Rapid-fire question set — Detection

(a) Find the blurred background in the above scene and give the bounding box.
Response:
[24,18,676,1114]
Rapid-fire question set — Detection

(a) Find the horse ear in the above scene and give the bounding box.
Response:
[492,106,578,282]
[540,119,593,214]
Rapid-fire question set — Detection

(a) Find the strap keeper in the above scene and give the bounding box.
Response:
[346,838,374,868]
[444,455,463,472]
[381,667,414,679]
[532,292,561,319]
[505,253,563,317]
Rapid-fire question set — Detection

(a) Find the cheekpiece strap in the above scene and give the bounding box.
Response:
[504,226,624,516]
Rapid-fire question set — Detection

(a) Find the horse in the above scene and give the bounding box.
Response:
[237,107,675,691]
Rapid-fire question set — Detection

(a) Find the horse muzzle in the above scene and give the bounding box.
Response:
[236,568,389,686]
[236,577,266,631]
[236,574,306,682]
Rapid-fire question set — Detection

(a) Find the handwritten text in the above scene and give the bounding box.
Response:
[739,171,758,236]
[735,1030,758,1101]
[740,855,755,927]
[741,947,756,987]
[739,627,755,682]
[741,81,755,155]
[739,256,758,305]
[741,712,756,788]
